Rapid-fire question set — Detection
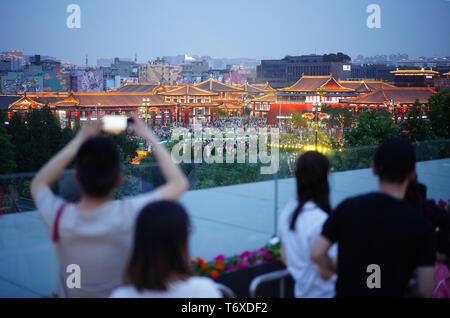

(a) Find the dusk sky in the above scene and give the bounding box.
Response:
[1,0,449,64]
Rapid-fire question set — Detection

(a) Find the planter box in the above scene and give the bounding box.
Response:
[215,260,295,298]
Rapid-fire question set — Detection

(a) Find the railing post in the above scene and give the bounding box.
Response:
[274,170,279,237]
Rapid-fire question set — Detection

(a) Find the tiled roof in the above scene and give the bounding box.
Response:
[158,84,218,96]
[195,77,244,92]
[281,75,354,92]
[341,87,435,105]
[236,82,268,94]
[390,68,439,76]
[250,93,277,103]
[114,82,160,93]
[71,93,176,107]
[339,80,395,92]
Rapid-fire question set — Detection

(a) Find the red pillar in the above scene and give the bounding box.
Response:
[210,107,214,122]
[161,109,165,125]
[185,108,189,124]
[152,111,156,126]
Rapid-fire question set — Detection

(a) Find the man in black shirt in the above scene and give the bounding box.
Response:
[310,138,436,297]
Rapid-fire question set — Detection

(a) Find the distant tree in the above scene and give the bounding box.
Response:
[25,107,65,171]
[7,112,33,172]
[427,89,450,139]
[323,52,351,62]
[343,109,398,147]
[398,99,433,141]
[0,122,16,173]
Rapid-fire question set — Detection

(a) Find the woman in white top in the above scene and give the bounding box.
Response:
[279,151,337,298]
[110,201,221,298]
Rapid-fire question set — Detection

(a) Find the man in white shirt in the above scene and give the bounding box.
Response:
[30,114,189,297]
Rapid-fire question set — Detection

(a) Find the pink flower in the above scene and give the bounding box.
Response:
[214,254,225,262]
[254,259,263,265]
[226,265,235,271]
[237,261,248,269]
[438,199,447,208]
[240,251,251,259]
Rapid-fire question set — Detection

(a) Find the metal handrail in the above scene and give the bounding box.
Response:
[249,269,290,298]
[215,283,236,298]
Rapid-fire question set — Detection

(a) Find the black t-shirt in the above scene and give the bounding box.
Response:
[322,192,436,298]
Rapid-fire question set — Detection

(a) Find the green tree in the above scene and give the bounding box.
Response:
[109,133,139,164]
[343,109,398,147]
[0,122,16,173]
[25,107,65,171]
[398,99,432,141]
[8,112,33,172]
[291,110,308,128]
[427,89,450,139]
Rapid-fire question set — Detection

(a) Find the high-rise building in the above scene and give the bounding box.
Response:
[257,55,352,88]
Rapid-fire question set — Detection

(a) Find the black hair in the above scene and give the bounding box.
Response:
[125,201,192,291]
[373,137,416,184]
[290,151,331,231]
[75,136,120,197]
[405,175,427,207]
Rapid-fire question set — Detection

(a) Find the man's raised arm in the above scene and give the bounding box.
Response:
[31,120,103,201]
[129,114,189,201]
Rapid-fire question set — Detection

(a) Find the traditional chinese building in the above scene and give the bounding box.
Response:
[338,79,396,94]
[248,93,276,118]
[390,68,439,88]
[195,76,245,116]
[7,91,177,127]
[157,82,219,124]
[339,86,435,120]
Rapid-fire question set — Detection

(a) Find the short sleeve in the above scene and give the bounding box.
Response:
[35,188,66,233]
[119,190,162,227]
[322,202,345,243]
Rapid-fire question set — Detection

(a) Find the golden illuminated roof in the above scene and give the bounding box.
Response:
[195,76,244,92]
[341,87,435,105]
[339,80,395,92]
[249,93,277,103]
[235,82,268,94]
[390,68,439,76]
[9,95,45,109]
[280,74,354,92]
[158,83,218,96]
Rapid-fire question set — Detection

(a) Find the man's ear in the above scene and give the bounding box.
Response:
[115,173,125,188]
[370,162,378,176]
[408,168,417,182]
[73,170,79,182]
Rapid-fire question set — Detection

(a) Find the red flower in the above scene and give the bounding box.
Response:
[210,270,220,279]
[215,260,224,271]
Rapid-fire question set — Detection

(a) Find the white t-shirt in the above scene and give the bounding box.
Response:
[279,200,337,298]
[36,188,161,298]
[110,277,222,298]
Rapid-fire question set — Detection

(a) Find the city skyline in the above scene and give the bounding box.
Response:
[0,0,449,65]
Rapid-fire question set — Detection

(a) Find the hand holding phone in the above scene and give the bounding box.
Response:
[102,115,132,134]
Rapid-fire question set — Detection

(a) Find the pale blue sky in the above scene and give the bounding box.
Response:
[0,0,449,64]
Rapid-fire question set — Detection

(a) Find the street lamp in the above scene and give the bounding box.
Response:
[142,98,150,126]
[312,102,321,148]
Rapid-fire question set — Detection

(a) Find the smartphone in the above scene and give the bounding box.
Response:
[102,115,134,134]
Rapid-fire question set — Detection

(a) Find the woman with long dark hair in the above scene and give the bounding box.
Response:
[279,151,337,297]
[110,201,221,298]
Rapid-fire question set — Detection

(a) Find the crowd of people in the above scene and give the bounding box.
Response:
[29,115,449,298]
